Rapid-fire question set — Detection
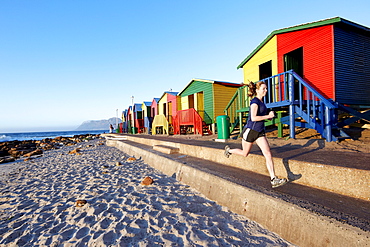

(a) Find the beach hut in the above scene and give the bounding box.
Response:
[126,106,134,134]
[150,98,160,118]
[152,91,179,135]
[121,109,128,133]
[238,17,370,105]
[175,79,242,135]
[133,103,144,134]
[150,98,160,134]
[142,101,152,134]
[226,17,370,141]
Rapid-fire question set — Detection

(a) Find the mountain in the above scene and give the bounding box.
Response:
[75,117,122,131]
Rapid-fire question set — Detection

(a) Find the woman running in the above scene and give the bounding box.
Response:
[224,81,287,188]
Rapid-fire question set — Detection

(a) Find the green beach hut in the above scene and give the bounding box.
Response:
[178,78,242,124]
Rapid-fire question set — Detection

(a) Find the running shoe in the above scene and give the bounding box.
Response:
[271,177,288,188]
[224,145,231,158]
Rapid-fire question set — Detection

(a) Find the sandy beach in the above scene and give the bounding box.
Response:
[0,138,294,246]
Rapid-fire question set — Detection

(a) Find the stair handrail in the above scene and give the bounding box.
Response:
[288,70,336,109]
[224,87,241,112]
[224,85,249,123]
[285,70,337,141]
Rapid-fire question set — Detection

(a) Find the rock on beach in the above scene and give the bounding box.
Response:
[0,134,100,164]
[0,138,294,246]
[141,176,154,186]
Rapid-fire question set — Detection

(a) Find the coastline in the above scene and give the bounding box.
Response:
[0,138,293,246]
[0,130,107,143]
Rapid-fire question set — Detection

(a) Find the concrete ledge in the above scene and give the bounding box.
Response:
[117,134,369,201]
[153,145,179,154]
[106,139,370,247]
[214,138,231,142]
[103,134,128,141]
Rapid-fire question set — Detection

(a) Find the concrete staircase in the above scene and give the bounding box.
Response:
[104,134,370,247]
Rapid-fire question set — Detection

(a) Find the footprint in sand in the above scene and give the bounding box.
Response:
[48,222,67,234]
[60,228,76,241]
[100,218,113,229]
[102,230,118,246]
[75,226,90,239]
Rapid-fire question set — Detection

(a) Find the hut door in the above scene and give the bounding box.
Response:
[197,92,204,120]
[168,101,172,123]
[188,95,194,109]
[284,47,303,100]
[163,103,167,116]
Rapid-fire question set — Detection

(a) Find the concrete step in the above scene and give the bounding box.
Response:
[153,144,179,154]
[105,136,370,247]
[107,134,369,201]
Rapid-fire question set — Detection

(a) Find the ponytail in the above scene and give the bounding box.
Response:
[247,81,256,97]
[248,81,266,97]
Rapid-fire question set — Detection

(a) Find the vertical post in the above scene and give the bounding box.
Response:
[131,96,135,134]
[277,111,283,138]
[238,88,241,110]
[238,87,243,133]
[268,78,271,104]
[239,112,243,136]
[325,107,332,142]
[116,109,118,133]
[288,72,295,139]
[319,102,324,134]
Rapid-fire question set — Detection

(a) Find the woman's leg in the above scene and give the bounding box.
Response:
[255,136,275,179]
[229,140,253,157]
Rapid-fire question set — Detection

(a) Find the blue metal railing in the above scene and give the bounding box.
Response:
[286,70,336,141]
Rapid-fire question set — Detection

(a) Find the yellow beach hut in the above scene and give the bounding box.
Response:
[152,91,179,135]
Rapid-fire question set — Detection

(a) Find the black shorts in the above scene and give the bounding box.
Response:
[241,128,265,143]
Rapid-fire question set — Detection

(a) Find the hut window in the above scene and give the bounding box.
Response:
[259,60,272,80]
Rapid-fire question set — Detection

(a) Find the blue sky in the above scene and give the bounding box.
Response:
[1,0,369,132]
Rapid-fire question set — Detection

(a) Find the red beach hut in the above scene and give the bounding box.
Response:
[229,17,370,141]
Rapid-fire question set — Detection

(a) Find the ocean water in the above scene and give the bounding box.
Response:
[0,130,108,142]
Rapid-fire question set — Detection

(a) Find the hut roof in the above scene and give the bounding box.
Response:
[237,17,370,69]
[143,101,152,107]
[165,91,178,96]
[133,103,142,112]
[178,78,242,95]
[158,91,179,101]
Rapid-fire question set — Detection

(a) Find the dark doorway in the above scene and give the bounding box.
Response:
[259,60,272,80]
[188,94,194,109]
[284,47,303,100]
[284,47,303,76]
[163,103,167,116]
